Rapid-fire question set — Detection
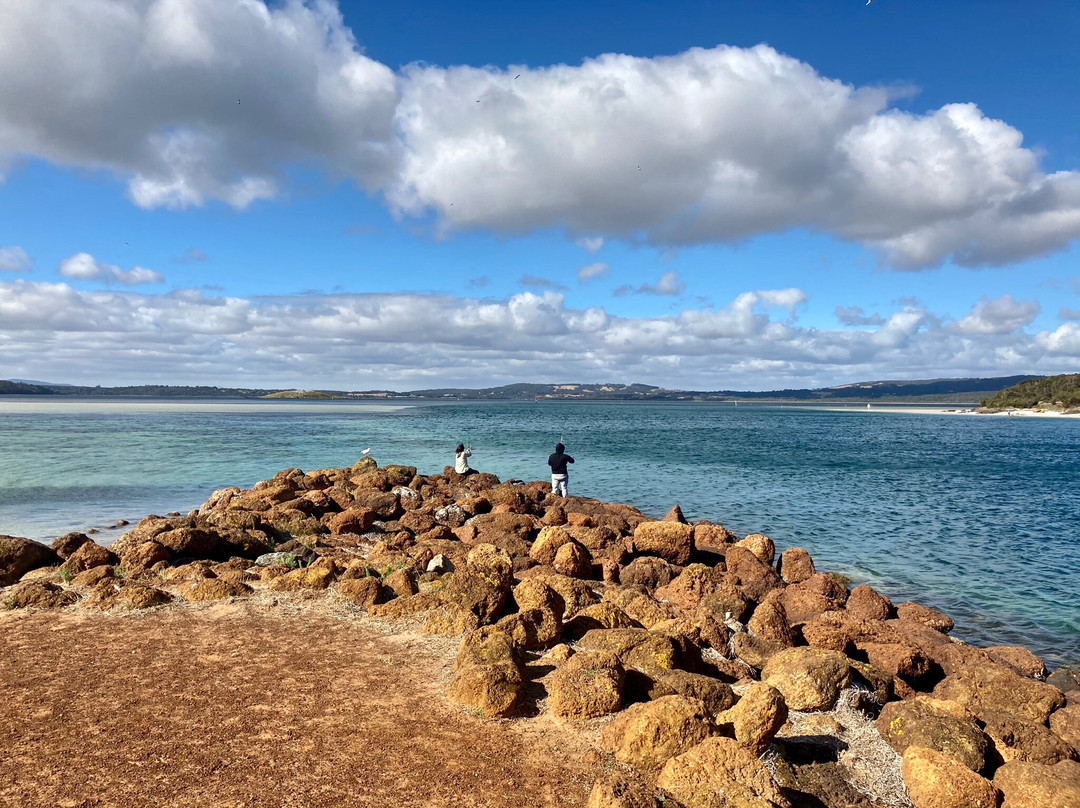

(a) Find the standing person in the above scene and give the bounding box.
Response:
[455,443,477,477]
[547,442,574,496]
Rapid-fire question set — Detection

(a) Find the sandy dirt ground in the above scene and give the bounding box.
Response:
[0,598,607,808]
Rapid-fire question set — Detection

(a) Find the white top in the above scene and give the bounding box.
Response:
[455,448,472,473]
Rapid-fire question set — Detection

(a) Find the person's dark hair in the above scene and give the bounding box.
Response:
[555,442,564,453]
[456,443,465,454]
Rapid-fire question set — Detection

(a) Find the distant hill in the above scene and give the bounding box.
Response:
[980,373,1080,411]
[0,375,1047,403]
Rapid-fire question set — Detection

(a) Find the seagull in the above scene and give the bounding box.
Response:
[361,448,371,456]
[237,98,241,104]
[514,74,520,79]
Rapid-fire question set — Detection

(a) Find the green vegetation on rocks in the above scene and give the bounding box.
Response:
[981,373,1080,411]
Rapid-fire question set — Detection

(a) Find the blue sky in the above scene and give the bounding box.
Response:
[1,0,1078,390]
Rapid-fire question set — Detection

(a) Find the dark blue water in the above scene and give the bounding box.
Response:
[1,398,1077,666]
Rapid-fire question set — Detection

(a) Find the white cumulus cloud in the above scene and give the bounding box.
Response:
[954,294,1040,335]
[58,253,164,285]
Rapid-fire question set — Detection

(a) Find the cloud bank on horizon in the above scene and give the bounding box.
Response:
[2,0,1079,270]
[1,0,1079,389]
[1,279,1077,389]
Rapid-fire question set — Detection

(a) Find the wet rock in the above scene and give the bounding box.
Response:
[993,759,1080,808]
[601,695,715,769]
[901,745,1001,808]
[777,547,815,584]
[898,601,955,634]
[735,533,775,565]
[546,649,624,720]
[59,541,119,576]
[3,580,78,610]
[50,532,92,560]
[632,521,693,565]
[717,682,788,756]
[337,576,384,607]
[982,710,1077,765]
[933,663,1066,724]
[761,647,852,712]
[876,698,989,771]
[0,535,58,587]
[620,556,675,589]
[657,736,789,808]
[846,584,894,621]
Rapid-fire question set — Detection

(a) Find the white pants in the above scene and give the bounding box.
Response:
[551,474,567,496]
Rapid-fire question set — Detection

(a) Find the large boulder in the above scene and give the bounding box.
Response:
[984,646,1048,680]
[564,602,639,639]
[600,695,715,769]
[734,533,775,566]
[50,532,92,560]
[897,601,954,633]
[619,556,674,589]
[0,535,58,586]
[845,584,894,621]
[529,526,574,565]
[120,541,171,574]
[876,698,990,772]
[578,628,679,674]
[437,544,513,623]
[761,647,852,712]
[725,545,783,602]
[777,547,815,584]
[657,737,789,808]
[327,507,376,536]
[88,580,173,610]
[1050,704,1080,754]
[747,599,796,647]
[546,650,624,720]
[632,521,693,565]
[586,774,673,808]
[446,630,522,718]
[183,578,253,602]
[933,663,1066,724]
[981,710,1078,765]
[59,541,119,576]
[337,576,384,607]
[553,541,591,579]
[993,760,1080,808]
[640,669,737,715]
[901,746,1001,808]
[2,581,78,609]
[778,573,848,624]
[493,607,562,651]
[516,571,598,619]
[717,682,788,756]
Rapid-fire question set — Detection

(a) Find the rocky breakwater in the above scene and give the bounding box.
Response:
[2,457,1079,808]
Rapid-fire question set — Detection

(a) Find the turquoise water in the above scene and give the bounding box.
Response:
[1,397,1078,667]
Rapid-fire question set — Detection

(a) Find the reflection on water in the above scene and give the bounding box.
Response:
[1,397,1077,666]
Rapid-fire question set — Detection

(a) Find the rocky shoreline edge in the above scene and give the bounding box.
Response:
[2,457,1078,808]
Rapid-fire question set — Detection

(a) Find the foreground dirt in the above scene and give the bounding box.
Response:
[0,599,604,808]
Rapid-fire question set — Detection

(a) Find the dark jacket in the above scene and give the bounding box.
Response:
[548,443,574,476]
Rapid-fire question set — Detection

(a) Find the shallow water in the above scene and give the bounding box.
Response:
[1,397,1077,666]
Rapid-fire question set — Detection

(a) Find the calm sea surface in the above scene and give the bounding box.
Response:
[1,398,1077,667]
